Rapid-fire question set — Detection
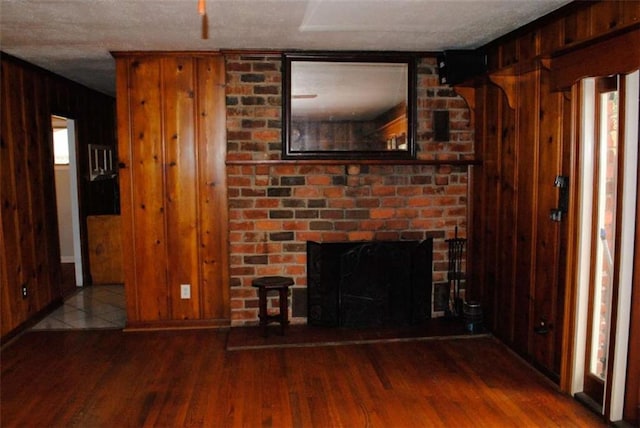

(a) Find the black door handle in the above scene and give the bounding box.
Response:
[550,175,569,222]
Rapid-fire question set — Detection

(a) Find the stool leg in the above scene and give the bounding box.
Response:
[279,287,288,335]
[259,287,268,337]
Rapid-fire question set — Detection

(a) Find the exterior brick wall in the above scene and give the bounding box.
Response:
[225,54,473,325]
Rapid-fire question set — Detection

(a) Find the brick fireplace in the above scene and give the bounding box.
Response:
[226,54,472,326]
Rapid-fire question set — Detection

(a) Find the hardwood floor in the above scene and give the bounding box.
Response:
[1,330,604,427]
[226,319,473,350]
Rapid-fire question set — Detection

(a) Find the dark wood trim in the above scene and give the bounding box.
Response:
[482,1,594,52]
[551,23,640,60]
[225,158,481,166]
[603,73,626,422]
[111,50,223,58]
[582,76,609,406]
[111,50,442,59]
[551,27,640,91]
[453,86,476,126]
[559,82,581,393]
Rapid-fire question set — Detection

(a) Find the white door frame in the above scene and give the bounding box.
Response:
[53,115,84,287]
[67,118,84,287]
[572,70,639,421]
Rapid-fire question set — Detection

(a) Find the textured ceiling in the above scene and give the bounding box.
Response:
[0,0,572,96]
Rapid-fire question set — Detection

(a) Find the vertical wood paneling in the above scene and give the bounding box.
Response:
[1,55,115,341]
[497,90,517,343]
[116,53,228,327]
[24,68,55,310]
[474,69,565,375]
[197,57,229,321]
[517,30,539,63]
[472,0,639,387]
[562,6,592,45]
[532,69,563,372]
[476,67,565,376]
[35,72,60,310]
[513,70,539,355]
[500,39,518,68]
[555,89,572,378]
[591,1,624,35]
[469,85,486,303]
[1,61,27,331]
[620,0,640,26]
[485,46,500,72]
[11,68,37,315]
[162,57,200,320]
[129,58,170,321]
[539,19,563,56]
[116,58,138,321]
[20,67,38,307]
[481,84,501,330]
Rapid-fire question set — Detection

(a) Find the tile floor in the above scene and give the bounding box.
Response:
[32,285,126,330]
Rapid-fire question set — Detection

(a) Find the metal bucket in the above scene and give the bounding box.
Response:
[463,301,483,334]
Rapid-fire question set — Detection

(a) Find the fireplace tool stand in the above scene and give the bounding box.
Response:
[446,227,466,318]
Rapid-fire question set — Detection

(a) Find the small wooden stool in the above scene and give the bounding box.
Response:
[252,276,294,337]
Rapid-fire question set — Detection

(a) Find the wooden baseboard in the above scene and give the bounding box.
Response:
[1,298,64,346]
[123,319,230,332]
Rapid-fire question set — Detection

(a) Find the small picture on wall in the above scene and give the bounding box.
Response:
[88,144,116,181]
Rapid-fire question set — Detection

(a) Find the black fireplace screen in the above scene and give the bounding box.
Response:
[307,239,432,328]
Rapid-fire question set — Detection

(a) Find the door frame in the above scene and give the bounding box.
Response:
[51,115,85,288]
[569,71,639,422]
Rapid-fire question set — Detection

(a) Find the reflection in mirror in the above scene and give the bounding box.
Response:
[283,53,416,159]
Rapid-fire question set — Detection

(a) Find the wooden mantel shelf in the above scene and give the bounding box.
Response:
[226,158,481,167]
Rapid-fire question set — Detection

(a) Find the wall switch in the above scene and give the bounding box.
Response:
[21,285,28,299]
[180,284,191,299]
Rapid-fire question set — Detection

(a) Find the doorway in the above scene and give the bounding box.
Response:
[573,71,639,421]
[52,115,83,295]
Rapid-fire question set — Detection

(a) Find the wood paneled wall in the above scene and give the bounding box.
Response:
[469,0,639,421]
[1,54,116,341]
[115,53,229,329]
[472,68,570,379]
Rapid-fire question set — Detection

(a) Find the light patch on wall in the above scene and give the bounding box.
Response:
[53,128,69,165]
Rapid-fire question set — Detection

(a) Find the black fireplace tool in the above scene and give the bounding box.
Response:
[446,227,466,318]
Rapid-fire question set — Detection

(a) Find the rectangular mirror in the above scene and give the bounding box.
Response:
[282,52,417,160]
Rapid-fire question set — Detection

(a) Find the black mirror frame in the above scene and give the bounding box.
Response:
[282,52,418,160]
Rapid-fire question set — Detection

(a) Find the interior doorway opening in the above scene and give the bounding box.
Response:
[52,115,83,293]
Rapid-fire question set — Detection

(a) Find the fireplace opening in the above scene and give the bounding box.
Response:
[307,239,433,328]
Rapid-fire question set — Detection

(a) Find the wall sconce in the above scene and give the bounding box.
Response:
[434,110,450,142]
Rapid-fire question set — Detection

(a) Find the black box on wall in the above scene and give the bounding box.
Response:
[437,50,487,85]
[433,110,450,142]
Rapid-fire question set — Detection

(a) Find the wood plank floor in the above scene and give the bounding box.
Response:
[226,318,473,350]
[1,330,605,427]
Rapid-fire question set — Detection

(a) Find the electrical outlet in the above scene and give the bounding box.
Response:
[21,285,28,299]
[180,284,191,299]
